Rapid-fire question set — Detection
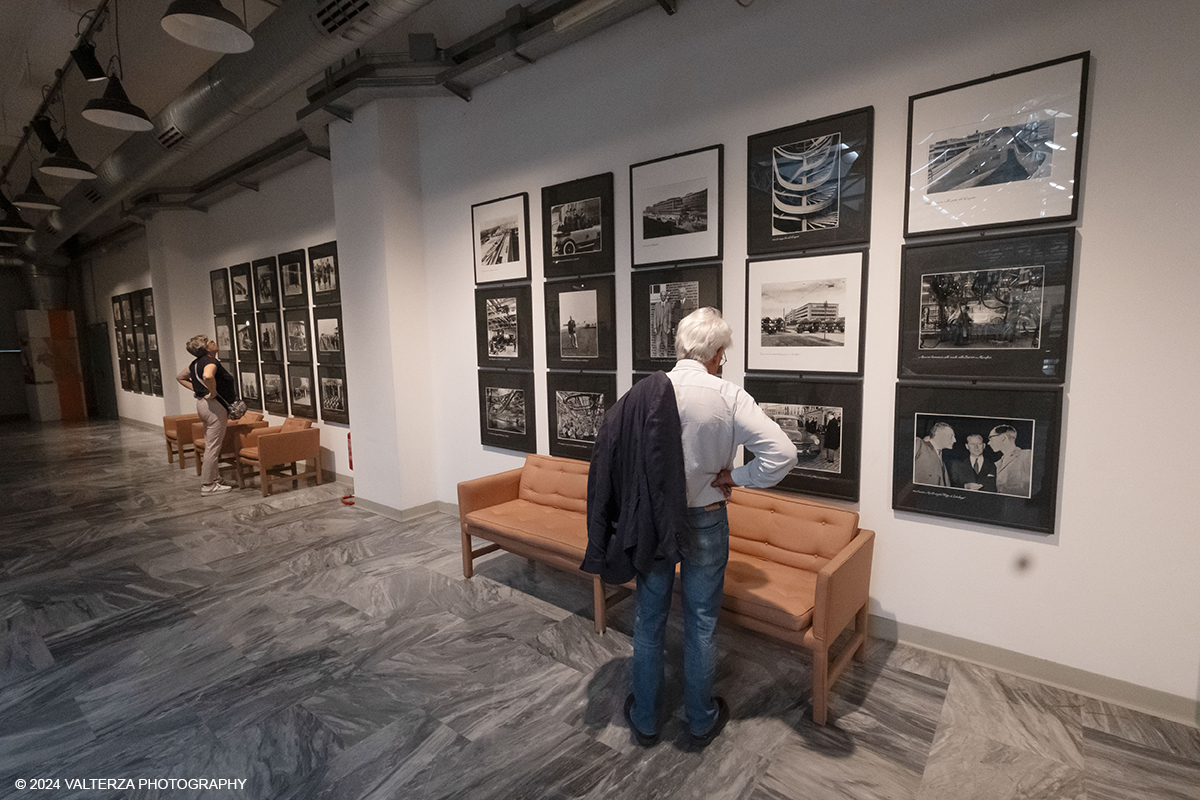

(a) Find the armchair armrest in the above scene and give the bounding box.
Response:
[258,428,321,466]
[457,467,523,521]
[809,528,875,645]
[164,413,200,438]
[242,426,283,449]
[172,415,202,444]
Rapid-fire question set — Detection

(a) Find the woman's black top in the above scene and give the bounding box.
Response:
[189,354,238,405]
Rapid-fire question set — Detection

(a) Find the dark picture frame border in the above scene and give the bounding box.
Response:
[111,297,123,327]
[318,364,350,425]
[213,314,235,362]
[252,256,280,311]
[138,356,151,394]
[239,361,262,411]
[630,144,723,268]
[478,369,537,454]
[892,382,1063,535]
[210,268,231,315]
[280,249,309,309]
[257,309,284,364]
[287,361,317,419]
[631,263,722,372]
[475,283,534,370]
[308,241,341,307]
[747,106,874,255]
[544,275,617,372]
[260,362,289,416]
[234,313,258,361]
[541,172,615,279]
[546,370,616,461]
[313,304,345,366]
[472,192,531,284]
[229,263,254,314]
[283,308,312,364]
[141,288,155,322]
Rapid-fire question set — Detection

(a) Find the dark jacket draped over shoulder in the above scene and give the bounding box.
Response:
[581,371,687,584]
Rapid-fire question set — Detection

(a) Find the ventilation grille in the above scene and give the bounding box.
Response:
[84,188,104,204]
[316,0,370,34]
[157,126,187,151]
[44,221,59,235]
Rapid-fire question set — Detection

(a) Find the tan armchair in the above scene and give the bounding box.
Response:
[163,414,201,468]
[236,418,322,496]
[191,412,266,477]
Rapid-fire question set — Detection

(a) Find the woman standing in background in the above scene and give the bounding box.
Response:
[176,334,237,496]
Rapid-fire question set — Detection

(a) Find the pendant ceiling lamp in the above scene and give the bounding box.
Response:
[0,232,20,249]
[40,138,97,180]
[13,175,60,211]
[70,39,108,82]
[161,0,254,53]
[83,76,153,131]
[0,196,36,234]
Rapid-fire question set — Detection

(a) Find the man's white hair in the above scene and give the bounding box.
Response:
[675,307,732,364]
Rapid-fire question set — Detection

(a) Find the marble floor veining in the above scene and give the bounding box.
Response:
[1,420,1198,799]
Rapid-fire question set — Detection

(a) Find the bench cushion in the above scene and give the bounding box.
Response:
[727,487,858,573]
[722,551,816,631]
[517,454,588,514]
[466,498,588,561]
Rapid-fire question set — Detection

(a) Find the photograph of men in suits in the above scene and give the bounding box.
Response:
[914,421,955,486]
[948,433,997,492]
[989,424,1033,497]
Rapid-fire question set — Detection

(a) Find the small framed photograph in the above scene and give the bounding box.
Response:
[283,309,312,364]
[111,297,123,327]
[308,241,341,307]
[475,284,533,370]
[234,314,258,360]
[478,369,536,454]
[127,360,139,393]
[899,228,1075,382]
[745,249,868,375]
[319,365,350,425]
[131,292,144,325]
[544,275,617,371]
[257,310,283,364]
[240,363,262,411]
[135,331,146,359]
[631,263,722,372]
[744,376,862,502]
[313,305,344,366]
[124,331,136,360]
[229,263,253,314]
[905,52,1089,237]
[893,383,1063,534]
[630,144,723,268]
[214,315,234,361]
[115,330,126,358]
[547,371,616,461]
[150,362,163,397]
[138,357,151,394]
[261,362,289,416]
[279,249,309,309]
[252,257,280,311]
[287,361,317,420]
[141,289,155,321]
[541,172,615,278]
[147,332,158,353]
[747,106,874,255]
[120,295,133,325]
[472,192,530,283]
[210,268,231,315]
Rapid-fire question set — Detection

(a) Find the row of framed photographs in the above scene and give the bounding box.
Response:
[478,369,614,463]
[232,359,350,425]
[214,305,343,366]
[118,356,163,397]
[210,241,341,316]
[112,288,155,329]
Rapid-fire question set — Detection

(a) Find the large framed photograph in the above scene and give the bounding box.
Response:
[318,365,350,425]
[239,362,262,411]
[283,308,312,364]
[478,369,536,454]
[747,106,874,255]
[257,310,283,364]
[630,144,722,268]
[214,314,235,362]
[745,250,867,375]
[547,371,616,461]
[308,241,340,307]
[287,361,317,420]
[261,362,289,416]
[744,376,862,502]
[252,257,280,311]
[544,275,617,371]
[631,263,722,372]
[229,263,254,314]
[234,314,258,360]
[893,383,1063,534]
[313,305,344,366]
[210,268,230,315]
[475,284,533,370]
[905,52,1089,237]
[472,192,530,283]
[280,249,309,309]
[899,228,1074,382]
[541,172,615,278]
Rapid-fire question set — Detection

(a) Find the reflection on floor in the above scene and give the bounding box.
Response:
[1,420,1198,800]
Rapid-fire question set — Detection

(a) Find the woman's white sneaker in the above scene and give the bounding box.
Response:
[201,482,233,496]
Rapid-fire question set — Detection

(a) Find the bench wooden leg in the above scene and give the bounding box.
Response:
[812,646,830,726]
[854,604,869,662]
[166,439,174,464]
[593,575,607,634]
[461,529,474,578]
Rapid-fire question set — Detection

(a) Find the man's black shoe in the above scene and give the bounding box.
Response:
[624,693,659,747]
[689,697,729,748]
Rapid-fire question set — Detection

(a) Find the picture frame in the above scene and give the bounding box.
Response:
[745,249,868,375]
[541,172,615,278]
[308,241,341,307]
[318,364,350,425]
[478,369,536,454]
[138,357,151,394]
[283,309,312,364]
[899,228,1075,382]
[229,263,254,314]
[544,275,617,372]
[118,359,131,391]
[114,329,126,359]
[893,382,1063,534]
[141,289,154,321]
[150,361,163,397]
[257,310,284,364]
[546,370,616,461]
[260,362,289,416]
[123,331,136,361]
[630,144,723,268]
[214,314,235,362]
[239,362,262,411]
[134,330,146,359]
[147,332,157,353]
[234,313,258,360]
[475,284,534,370]
[130,292,144,325]
[747,106,874,255]
[905,52,1089,237]
[252,256,280,311]
[631,263,722,372]
[743,376,863,502]
[210,268,230,315]
[111,297,123,327]
[313,305,344,366]
[120,295,133,325]
[287,361,317,420]
[279,249,309,309]
[472,192,531,284]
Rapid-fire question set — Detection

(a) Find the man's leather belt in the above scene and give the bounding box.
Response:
[702,500,727,512]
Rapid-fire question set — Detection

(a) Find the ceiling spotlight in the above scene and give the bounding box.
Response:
[161,0,254,53]
[30,116,61,153]
[39,138,97,180]
[70,39,109,81]
[13,176,60,211]
[83,76,154,131]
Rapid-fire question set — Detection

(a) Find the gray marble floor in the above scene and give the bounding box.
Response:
[1,420,1197,799]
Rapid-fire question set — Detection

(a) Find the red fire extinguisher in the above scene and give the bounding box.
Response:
[341,432,355,505]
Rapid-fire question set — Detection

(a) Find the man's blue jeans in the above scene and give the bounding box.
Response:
[629,504,729,737]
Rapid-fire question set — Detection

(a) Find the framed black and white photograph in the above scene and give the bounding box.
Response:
[287,361,316,420]
[210,268,230,315]
[308,241,341,307]
[131,292,144,325]
[135,331,146,359]
[257,310,283,363]
[141,289,154,321]
[120,295,133,325]
[747,106,874,255]
[544,275,617,371]
[114,330,126,358]
[234,314,258,360]
[472,192,530,284]
[630,144,723,268]
[280,249,309,309]
[318,365,350,425]
[541,172,615,278]
[547,371,616,461]
[893,382,1063,534]
[111,297,123,327]
[214,315,234,362]
[147,332,158,353]
[150,362,163,397]
[283,308,312,363]
[631,263,722,372]
[745,250,867,375]
[475,284,533,370]
[252,256,280,311]
[123,331,136,359]
[478,369,536,454]
[899,228,1074,382]
[138,357,151,394]
[313,305,344,366]
[228,263,253,314]
[240,363,262,411]
[744,376,862,502]
[261,362,289,416]
[905,52,1089,237]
